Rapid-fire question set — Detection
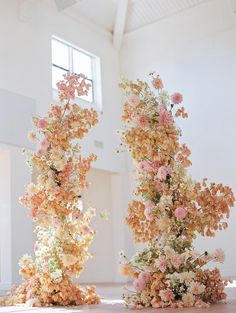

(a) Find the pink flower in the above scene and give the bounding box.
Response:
[138,160,156,172]
[171,92,183,104]
[138,160,148,171]
[156,166,173,181]
[38,118,47,129]
[144,207,154,221]
[158,104,167,113]
[138,272,151,283]
[136,115,149,127]
[128,94,140,106]
[155,256,167,273]
[170,254,183,269]
[133,278,146,292]
[53,217,60,227]
[213,248,225,263]
[145,200,155,210]
[174,207,187,219]
[155,180,163,193]
[158,109,173,126]
[159,288,175,302]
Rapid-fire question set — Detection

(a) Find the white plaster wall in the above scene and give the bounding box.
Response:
[0,149,11,289]
[121,0,236,277]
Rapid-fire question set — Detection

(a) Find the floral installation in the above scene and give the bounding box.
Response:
[118,74,235,309]
[0,73,100,307]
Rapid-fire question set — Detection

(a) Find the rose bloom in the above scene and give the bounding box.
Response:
[159,289,175,302]
[174,207,187,219]
[38,118,47,129]
[133,278,146,292]
[171,92,183,104]
[128,94,140,106]
[189,282,206,295]
[213,248,225,263]
[138,272,151,283]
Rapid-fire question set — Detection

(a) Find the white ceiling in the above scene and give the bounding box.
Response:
[125,0,210,32]
[60,0,211,34]
[41,0,212,49]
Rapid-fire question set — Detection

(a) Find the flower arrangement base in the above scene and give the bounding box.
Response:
[0,280,100,307]
[118,74,234,309]
[0,73,101,307]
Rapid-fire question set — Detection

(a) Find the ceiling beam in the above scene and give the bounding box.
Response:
[113,0,128,50]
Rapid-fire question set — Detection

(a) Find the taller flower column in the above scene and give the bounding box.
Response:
[118,74,234,309]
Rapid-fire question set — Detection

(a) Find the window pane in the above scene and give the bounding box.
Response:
[52,39,69,69]
[52,66,67,89]
[73,49,92,79]
[80,79,94,103]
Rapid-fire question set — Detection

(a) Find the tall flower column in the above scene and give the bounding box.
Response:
[1,73,100,307]
[118,74,235,309]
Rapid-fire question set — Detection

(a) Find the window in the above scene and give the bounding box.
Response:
[51,37,101,109]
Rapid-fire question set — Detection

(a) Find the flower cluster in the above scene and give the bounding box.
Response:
[118,74,234,309]
[0,73,100,307]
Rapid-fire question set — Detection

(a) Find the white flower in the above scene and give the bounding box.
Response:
[189,281,205,295]
[180,271,195,283]
[182,293,195,306]
[213,248,225,263]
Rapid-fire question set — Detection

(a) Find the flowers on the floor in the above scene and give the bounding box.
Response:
[0,73,100,307]
[118,74,235,309]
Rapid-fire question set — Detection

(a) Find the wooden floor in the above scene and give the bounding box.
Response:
[0,284,235,312]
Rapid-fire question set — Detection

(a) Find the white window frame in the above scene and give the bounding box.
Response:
[51,36,102,111]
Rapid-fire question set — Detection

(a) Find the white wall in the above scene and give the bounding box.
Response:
[0,149,11,290]
[121,0,236,277]
[0,0,127,285]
